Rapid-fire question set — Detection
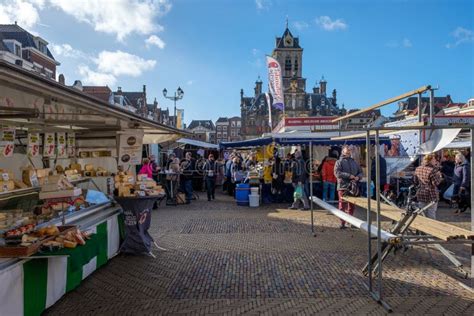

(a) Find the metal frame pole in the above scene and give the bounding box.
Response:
[366,131,373,290]
[418,93,423,144]
[375,129,391,311]
[310,141,314,233]
[429,89,434,126]
[471,128,474,288]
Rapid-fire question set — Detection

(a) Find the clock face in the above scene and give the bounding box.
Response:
[284,35,293,47]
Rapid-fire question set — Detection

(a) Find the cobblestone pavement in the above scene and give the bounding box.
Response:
[45,192,474,315]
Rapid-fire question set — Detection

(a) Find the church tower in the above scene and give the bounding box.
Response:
[272,24,308,116]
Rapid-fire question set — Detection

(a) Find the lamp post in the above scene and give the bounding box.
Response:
[162,87,184,128]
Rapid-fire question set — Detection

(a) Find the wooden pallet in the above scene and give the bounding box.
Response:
[343,196,474,241]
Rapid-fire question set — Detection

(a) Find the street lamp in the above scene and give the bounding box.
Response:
[162,87,184,127]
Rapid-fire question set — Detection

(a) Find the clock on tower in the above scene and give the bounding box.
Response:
[284,34,293,47]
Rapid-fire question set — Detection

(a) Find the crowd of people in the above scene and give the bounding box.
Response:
[136,145,471,226]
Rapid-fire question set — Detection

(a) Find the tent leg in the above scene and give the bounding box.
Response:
[310,141,314,234]
[366,131,373,290]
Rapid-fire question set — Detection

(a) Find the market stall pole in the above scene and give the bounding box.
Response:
[309,141,314,234]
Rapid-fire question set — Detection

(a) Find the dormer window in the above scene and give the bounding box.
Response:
[14,44,21,57]
[38,41,47,54]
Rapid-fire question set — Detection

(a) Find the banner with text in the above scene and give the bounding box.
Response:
[0,128,15,157]
[118,130,144,166]
[266,56,284,111]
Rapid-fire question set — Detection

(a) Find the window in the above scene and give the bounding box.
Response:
[217,126,221,131]
[231,130,236,137]
[231,121,236,127]
[217,132,221,137]
[15,44,21,57]
[237,121,241,127]
[223,132,227,138]
[285,57,291,71]
[294,58,298,72]
[38,42,47,54]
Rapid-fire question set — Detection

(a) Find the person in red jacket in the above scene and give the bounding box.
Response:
[321,150,338,201]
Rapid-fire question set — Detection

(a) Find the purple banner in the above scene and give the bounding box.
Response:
[266,56,284,111]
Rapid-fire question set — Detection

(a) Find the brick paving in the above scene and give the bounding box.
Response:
[44,192,474,315]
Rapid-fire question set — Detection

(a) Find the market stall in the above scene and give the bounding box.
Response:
[0,60,185,315]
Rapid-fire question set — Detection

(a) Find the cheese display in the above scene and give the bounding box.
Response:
[114,172,164,197]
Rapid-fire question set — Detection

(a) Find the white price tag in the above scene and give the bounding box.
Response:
[1,173,9,181]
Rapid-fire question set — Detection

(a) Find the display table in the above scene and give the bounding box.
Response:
[115,196,161,256]
[0,211,121,316]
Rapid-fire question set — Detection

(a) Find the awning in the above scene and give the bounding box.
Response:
[176,138,219,149]
[220,137,274,149]
[219,133,389,149]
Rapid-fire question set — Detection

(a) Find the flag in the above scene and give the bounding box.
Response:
[266,56,285,111]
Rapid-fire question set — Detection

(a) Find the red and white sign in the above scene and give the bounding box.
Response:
[273,116,339,133]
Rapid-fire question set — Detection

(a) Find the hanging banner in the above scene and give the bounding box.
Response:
[0,128,15,157]
[57,132,67,158]
[118,130,144,165]
[266,56,284,111]
[27,132,40,157]
[43,133,56,157]
[67,133,76,158]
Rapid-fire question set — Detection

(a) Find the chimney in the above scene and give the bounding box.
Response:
[332,89,337,105]
[313,85,320,94]
[72,80,83,91]
[143,85,146,94]
[319,76,327,95]
[58,74,65,85]
[254,76,262,97]
[117,87,122,95]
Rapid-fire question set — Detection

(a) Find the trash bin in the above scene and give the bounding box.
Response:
[235,183,250,206]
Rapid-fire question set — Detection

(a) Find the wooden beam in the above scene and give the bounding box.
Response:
[332,85,431,123]
[344,196,473,241]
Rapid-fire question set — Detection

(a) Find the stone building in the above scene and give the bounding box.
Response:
[240,26,345,139]
[187,120,216,143]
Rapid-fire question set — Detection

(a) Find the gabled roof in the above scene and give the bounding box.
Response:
[0,24,56,61]
[82,86,111,102]
[275,27,301,49]
[216,117,228,123]
[188,120,215,130]
[122,91,144,108]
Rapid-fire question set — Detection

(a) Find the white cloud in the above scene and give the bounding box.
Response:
[187,80,194,85]
[95,50,156,77]
[293,21,309,31]
[78,65,117,86]
[50,43,90,59]
[145,35,166,49]
[315,16,347,31]
[49,0,171,41]
[255,0,271,10]
[402,38,412,47]
[0,0,44,29]
[250,49,263,68]
[385,38,412,48]
[446,27,474,48]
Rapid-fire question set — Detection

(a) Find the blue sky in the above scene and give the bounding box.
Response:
[0,0,473,124]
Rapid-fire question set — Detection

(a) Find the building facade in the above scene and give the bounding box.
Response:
[0,23,60,79]
[215,116,242,143]
[187,120,216,143]
[240,26,345,139]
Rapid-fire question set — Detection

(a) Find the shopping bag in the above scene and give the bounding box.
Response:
[443,184,454,200]
[293,184,303,200]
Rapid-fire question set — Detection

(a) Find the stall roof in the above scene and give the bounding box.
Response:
[176,138,219,149]
[220,137,274,149]
[0,61,189,143]
[219,133,390,148]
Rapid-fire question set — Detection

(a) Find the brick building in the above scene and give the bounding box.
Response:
[0,23,60,79]
[187,120,216,143]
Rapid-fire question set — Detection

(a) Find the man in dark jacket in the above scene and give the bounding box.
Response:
[180,152,195,204]
[289,150,309,210]
[204,153,217,201]
[334,146,363,229]
[370,149,387,197]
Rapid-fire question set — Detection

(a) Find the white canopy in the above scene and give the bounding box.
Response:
[176,138,219,149]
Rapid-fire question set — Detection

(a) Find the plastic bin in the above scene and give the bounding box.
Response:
[249,194,260,207]
[236,183,250,206]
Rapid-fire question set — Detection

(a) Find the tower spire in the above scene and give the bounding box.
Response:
[285,16,288,29]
